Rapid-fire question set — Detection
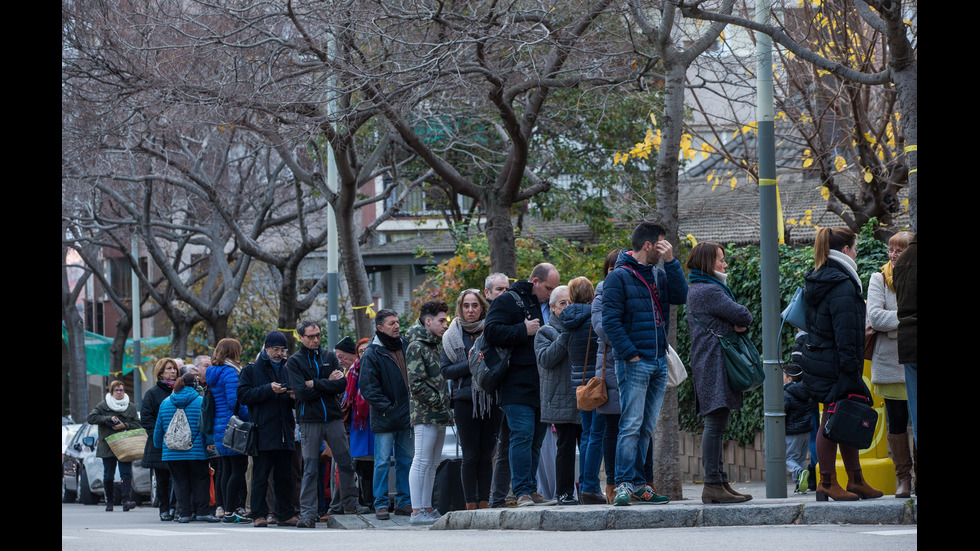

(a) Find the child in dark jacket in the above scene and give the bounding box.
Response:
[784,362,818,494]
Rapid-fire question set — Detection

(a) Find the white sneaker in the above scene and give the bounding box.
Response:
[409,511,435,525]
[215,506,224,518]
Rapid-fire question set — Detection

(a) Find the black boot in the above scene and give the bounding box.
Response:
[121,475,137,511]
[104,477,114,511]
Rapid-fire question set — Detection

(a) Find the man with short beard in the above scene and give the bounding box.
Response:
[358,309,413,520]
[237,331,300,528]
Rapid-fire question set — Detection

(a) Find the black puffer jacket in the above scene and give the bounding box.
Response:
[140,381,173,469]
[799,258,870,404]
[783,381,818,435]
[359,335,412,433]
[561,303,598,387]
[238,352,296,451]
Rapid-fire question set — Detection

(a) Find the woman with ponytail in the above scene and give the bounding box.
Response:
[685,242,754,504]
[800,227,882,501]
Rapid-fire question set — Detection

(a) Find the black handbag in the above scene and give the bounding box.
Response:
[692,314,765,392]
[822,394,878,450]
[222,402,257,456]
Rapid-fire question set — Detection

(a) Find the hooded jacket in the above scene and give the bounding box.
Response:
[591,280,620,414]
[406,320,453,426]
[799,258,870,404]
[359,334,412,433]
[153,385,212,461]
[483,281,544,407]
[602,250,688,363]
[285,344,346,424]
[205,363,249,456]
[238,351,297,451]
[534,315,579,425]
[561,302,598,388]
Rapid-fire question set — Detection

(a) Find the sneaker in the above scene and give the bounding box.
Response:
[344,504,371,515]
[296,517,317,529]
[215,506,225,519]
[613,483,632,506]
[530,492,557,506]
[797,470,810,495]
[631,484,670,505]
[516,494,534,507]
[196,514,222,523]
[426,509,443,521]
[222,512,245,523]
[409,511,436,525]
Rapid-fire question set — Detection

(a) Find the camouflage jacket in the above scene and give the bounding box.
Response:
[405,320,453,427]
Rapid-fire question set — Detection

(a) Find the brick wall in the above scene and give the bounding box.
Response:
[679,430,777,483]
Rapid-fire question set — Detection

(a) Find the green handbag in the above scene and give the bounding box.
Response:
[692,314,765,393]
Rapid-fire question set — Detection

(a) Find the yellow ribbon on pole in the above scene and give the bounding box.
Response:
[759,178,784,244]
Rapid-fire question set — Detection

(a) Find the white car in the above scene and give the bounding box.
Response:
[62,422,154,505]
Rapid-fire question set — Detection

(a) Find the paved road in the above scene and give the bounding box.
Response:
[62,502,915,551]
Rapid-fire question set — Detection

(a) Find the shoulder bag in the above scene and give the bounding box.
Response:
[222,401,258,456]
[666,344,688,388]
[822,394,878,450]
[781,286,808,331]
[692,313,764,393]
[576,326,607,410]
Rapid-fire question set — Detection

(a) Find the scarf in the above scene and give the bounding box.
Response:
[880,261,895,292]
[688,269,735,300]
[261,349,284,374]
[105,392,130,412]
[160,379,175,389]
[376,329,403,351]
[828,249,863,293]
[443,318,484,364]
[341,359,371,430]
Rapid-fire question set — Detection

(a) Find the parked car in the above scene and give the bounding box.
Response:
[62,422,154,505]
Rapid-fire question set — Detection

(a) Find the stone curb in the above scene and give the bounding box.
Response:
[428,499,917,531]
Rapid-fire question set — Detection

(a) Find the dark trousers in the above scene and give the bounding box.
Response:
[602,414,619,487]
[169,459,212,518]
[489,410,512,506]
[455,399,503,504]
[154,467,172,514]
[354,459,375,508]
[101,456,132,504]
[554,423,582,497]
[218,454,248,514]
[250,449,296,520]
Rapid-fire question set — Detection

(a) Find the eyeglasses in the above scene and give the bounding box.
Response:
[887,248,905,255]
[302,333,321,340]
[555,300,571,308]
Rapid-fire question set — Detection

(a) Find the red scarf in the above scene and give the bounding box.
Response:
[341,359,371,430]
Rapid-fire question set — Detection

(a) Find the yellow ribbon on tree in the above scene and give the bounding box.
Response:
[353,304,377,318]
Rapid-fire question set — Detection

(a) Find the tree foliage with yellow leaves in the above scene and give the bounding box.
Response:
[678,0,917,238]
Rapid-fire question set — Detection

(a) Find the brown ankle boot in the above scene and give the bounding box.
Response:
[888,431,913,498]
[465,502,478,510]
[816,470,859,501]
[845,468,883,499]
[604,484,615,504]
[478,501,489,509]
[702,483,748,504]
[722,481,753,501]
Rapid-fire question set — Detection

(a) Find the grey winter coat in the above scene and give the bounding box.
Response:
[591,280,620,415]
[686,279,754,415]
[535,316,580,425]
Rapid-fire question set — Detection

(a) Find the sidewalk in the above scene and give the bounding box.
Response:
[326,480,917,530]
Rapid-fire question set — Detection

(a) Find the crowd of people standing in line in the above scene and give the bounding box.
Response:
[87,221,917,525]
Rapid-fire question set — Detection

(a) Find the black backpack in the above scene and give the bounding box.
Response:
[200,386,216,435]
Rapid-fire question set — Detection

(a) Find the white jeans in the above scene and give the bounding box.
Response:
[409,424,446,509]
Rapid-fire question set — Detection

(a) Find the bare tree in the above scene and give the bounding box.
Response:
[678,0,917,233]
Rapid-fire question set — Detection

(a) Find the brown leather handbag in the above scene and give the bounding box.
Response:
[864,325,877,361]
[576,326,607,410]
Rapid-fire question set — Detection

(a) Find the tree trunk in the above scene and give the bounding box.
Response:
[337,206,378,340]
[483,192,518,278]
[62,256,90,423]
[109,313,132,380]
[278,264,301,353]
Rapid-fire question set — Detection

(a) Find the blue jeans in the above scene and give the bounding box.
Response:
[500,404,547,498]
[905,363,917,446]
[372,429,413,510]
[614,356,668,488]
[579,410,606,493]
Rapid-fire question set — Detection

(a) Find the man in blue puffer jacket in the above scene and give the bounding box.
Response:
[602,222,688,506]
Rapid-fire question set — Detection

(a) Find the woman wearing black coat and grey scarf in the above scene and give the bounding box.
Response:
[685,242,754,504]
[800,227,882,502]
[141,357,179,520]
[440,289,501,510]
